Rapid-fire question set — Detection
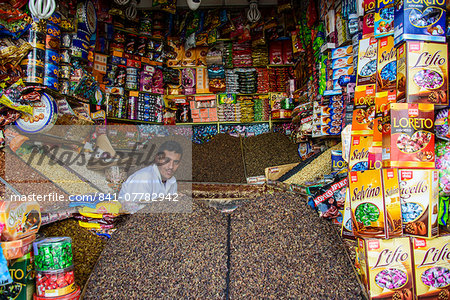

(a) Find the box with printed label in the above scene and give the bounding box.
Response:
[412,236,450,300]
[341,189,356,240]
[349,135,372,172]
[332,56,354,69]
[384,103,435,168]
[398,169,439,238]
[396,41,448,105]
[349,169,403,239]
[331,45,354,59]
[332,66,354,80]
[394,0,446,46]
[374,0,394,38]
[377,36,397,92]
[0,253,35,300]
[358,237,415,300]
[363,0,376,37]
[352,84,376,135]
[357,37,378,86]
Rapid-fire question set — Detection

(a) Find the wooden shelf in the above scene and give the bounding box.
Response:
[107,117,162,125]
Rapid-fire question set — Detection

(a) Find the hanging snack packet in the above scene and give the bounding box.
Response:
[312,173,348,220]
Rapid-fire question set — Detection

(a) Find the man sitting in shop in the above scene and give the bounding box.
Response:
[118,140,183,213]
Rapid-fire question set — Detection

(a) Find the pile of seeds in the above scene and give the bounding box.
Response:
[242,133,300,177]
[40,219,107,289]
[192,134,246,183]
[230,191,363,299]
[282,143,342,185]
[83,201,228,299]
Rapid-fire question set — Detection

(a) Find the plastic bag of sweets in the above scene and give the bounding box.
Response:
[435,108,449,140]
[311,173,348,220]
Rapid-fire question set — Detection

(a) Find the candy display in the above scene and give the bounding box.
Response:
[33,237,73,271]
[36,267,76,297]
[399,169,439,238]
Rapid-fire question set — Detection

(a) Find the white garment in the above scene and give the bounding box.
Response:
[118,164,177,213]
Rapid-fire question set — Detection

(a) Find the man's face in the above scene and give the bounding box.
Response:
[156,150,181,181]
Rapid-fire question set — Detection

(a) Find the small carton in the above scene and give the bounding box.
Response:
[384,103,435,168]
[0,202,41,241]
[394,0,446,46]
[358,237,415,300]
[352,84,376,135]
[357,37,378,86]
[399,169,439,238]
[349,135,372,172]
[332,56,354,69]
[0,253,35,300]
[349,168,403,239]
[373,90,397,147]
[363,0,376,37]
[368,145,383,170]
[374,0,394,38]
[376,36,397,92]
[412,236,450,299]
[396,41,448,105]
[331,45,354,59]
[332,66,354,80]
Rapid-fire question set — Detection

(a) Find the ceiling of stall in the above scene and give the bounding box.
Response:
[137,0,278,9]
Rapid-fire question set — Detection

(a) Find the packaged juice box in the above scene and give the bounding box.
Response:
[349,135,372,172]
[352,84,376,135]
[394,0,446,46]
[399,169,439,238]
[357,37,378,86]
[358,237,415,300]
[412,236,450,299]
[376,36,396,92]
[374,0,394,38]
[386,103,435,168]
[349,168,403,239]
[396,41,448,105]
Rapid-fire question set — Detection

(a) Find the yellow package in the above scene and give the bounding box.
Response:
[349,135,372,172]
[78,202,122,214]
[359,237,415,300]
[398,169,439,238]
[412,236,450,299]
[349,168,402,239]
[0,201,41,241]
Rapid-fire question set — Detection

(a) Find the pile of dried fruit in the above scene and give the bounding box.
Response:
[230,191,363,299]
[83,201,228,299]
[242,133,300,177]
[40,219,107,289]
[192,134,246,183]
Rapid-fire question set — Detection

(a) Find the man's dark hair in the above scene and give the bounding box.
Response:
[157,140,183,157]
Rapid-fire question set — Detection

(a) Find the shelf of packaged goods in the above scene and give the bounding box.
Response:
[113,27,163,41]
[166,93,216,98]
[175,121,270,126]
[107,117,163,125]
[267,64,294,67]
[166,93,269,98]
[271,118,292,123]
[170,66,208,69]
[124,89,164,96]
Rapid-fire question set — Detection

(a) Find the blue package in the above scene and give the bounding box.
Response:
[394,0,446,46]
[45,50,60,65]
[332,150,347,171]
[375,0,394,38]
[0,249,12,286]
[44,76,59,90]
[44,63,59,78]
[46,23,60,38]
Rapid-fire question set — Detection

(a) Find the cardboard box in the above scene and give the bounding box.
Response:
[412,236,450,299]
[373,90,396,146]
[195,68,209,94]
[358,237,415,300]
[374,0,394,38]
[357,37,378,86]
[363,0,376,37]
[399,169,439,238]
[394,0,446,46]
[331,45,354,59]
[349,135,372,172]
[376,36,396,92]
[332,66,354,80]
[384,103,435,168]
[332,56,354,69]
[396,41,448,105]
[349,168,403,239]
[352,84,376,135]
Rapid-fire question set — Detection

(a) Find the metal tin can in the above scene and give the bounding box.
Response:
[47,12,61,26]
[61,33,73,48]
[45,35,60,51]
[59,80,70,95]
[27,30,45,50]
[22,65,44,84]
[44,76,59,90]
[46,23,61,38]
[44,63,59,78]
[60,49,71,64]
[59,65,71,80]
[45,50,60,65]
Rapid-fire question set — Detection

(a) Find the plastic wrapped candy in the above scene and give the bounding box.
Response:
[0,247,12,286]
[435,140,450,194]
[435,108,449,140]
